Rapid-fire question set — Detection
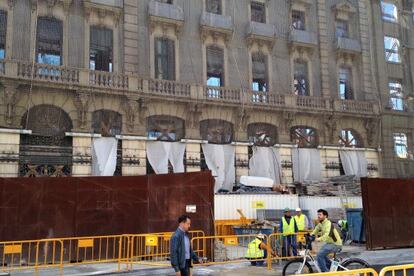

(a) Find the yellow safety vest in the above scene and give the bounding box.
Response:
[245,238,264,259]
[295,214,306,231]
[282,217,296,236]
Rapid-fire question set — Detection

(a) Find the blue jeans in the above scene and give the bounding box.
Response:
[317,243,342,272]
[282,235,297,257]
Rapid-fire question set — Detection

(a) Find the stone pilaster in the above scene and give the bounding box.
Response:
[123,0,139,73]
[316,0,331,97]
[185,143,201,172]
[0,128,23,177]
[280,147,293,184]
[71,134,93,177]
[235,144,249,182]
[121,138,146,176]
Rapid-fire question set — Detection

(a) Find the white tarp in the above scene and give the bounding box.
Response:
[292,148,322,182]
[92,137,118,176]
[146,141,186,174]
[202,144,235,192]
[249,146,281,184]
[339,150,368,178]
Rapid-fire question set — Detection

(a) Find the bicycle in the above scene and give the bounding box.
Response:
[282,234,371,275]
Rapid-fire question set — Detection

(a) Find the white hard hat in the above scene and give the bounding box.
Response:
[296,208,302,212]
[257,234,265,239]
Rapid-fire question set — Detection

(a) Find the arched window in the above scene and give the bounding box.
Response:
[339,129,363,148]
[247,123,277,147]
[291,126,318,148]
[200,119,233,144]
[147,115,185,142]
[19,105,73,177]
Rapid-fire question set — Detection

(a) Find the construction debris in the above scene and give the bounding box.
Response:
[294,175,361,196]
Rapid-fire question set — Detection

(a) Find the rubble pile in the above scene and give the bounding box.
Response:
[295,175,361,196]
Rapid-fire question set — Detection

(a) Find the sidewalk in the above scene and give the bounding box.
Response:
[4,245,414,275]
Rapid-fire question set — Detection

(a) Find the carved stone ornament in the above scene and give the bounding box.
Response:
[187,103,202,129]
[282,111,296,132]
[73,91,91,130]
[123,97,139,133]
[364,118,378,147]
[234,107,250,131]
[2,82,19,126]
[323,114,338,145]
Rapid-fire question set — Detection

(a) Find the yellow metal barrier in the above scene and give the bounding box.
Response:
[0,238,64,275]
[298,268,378,276]
[191,234,268,266]
[379,263,414,276]
[123,230,205,270]
[59,234,130,271]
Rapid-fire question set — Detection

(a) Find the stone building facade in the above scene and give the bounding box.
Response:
[2,0,411,182]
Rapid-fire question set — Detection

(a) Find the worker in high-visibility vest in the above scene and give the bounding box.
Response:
[245,234,274,266]
[280,208,298,257]
[294,208,311,231]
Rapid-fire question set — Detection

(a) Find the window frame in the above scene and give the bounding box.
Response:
[250,1,266,23]
[381,1,398,23]
[89,26,114,72]
[335,19,349,39]
[293,59,309,96]
[384,36,401,63]
[251,51,268,93]
[291,126,318,148]
[292,10,306,31]
[339,129,362,148]
[36,16,63,66]
[0,10,7,60]
[393,133,408,159]
[388,80,404,111]
[206,0,222,15]
[338,66,353,100]
[154,37,176,81]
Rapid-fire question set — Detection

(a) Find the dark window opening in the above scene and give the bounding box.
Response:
[251,52,268,92]
[251,2,266,23]
[292,10,305,30]
[336,20,349,38]
[206,0,222,14]
[36,17,62,66]
[90,26,113,72]
[294,60,309,96]
[154,37,175,80]
[339,67,353,100]
[206,46,224,98]
[291,126,318,148]
[0,11,7,59]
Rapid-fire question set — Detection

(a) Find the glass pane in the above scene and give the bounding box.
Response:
[206,0,221,14]
[393,133,408,158]
[381,2,398,22]
[292,10,305,30]
[251,2,266,23]
[207,76,221,87]
[384,36,401,62]
[336,20,349,38]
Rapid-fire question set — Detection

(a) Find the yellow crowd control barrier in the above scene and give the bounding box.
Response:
[191,234,268,266]
[123,230,205,270]
[59,234,130,272]
[0,238,64,275]
[298,268,378,276]
[379,263,414,276]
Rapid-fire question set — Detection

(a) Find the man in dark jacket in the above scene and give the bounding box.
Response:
[170,215,201,276]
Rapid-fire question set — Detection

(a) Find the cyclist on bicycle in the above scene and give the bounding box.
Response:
[311,209,343,272]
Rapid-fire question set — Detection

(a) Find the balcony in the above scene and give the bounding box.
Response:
[335,37,362,54]
[289,29,318,48]
[246,22,276,48]
[200,12,233,42]
[148,0,184,32]
[0,59,380,117]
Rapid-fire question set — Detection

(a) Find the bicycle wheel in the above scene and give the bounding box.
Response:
[282,259,313,275]
[339,258,371,271]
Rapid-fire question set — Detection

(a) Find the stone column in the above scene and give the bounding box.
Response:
[234,143,249,183]
[280,146,293,184]
[120,136,146,176]
[0,128,27,177]
[323,148,341,179]
[316,0,331,98]
[69,133,98,177]
[185,142,201,173]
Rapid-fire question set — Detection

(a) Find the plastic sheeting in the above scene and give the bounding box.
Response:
[202,144,235,192]
[292,148,322,182]
[92,137,118,176]
[146,142,186,174]
[249,147,281,184]
[339,150,368,178]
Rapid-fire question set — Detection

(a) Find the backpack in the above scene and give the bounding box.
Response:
[329,222,341,242]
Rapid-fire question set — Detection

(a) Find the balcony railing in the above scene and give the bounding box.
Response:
[17,62,80,83]
[204,86,241,103]
[333,99,377,114]
[249,90,285,107]
[0,59,380,116]
[148,78,190,98]
[89,70,128,89]
[295,95,329,110]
